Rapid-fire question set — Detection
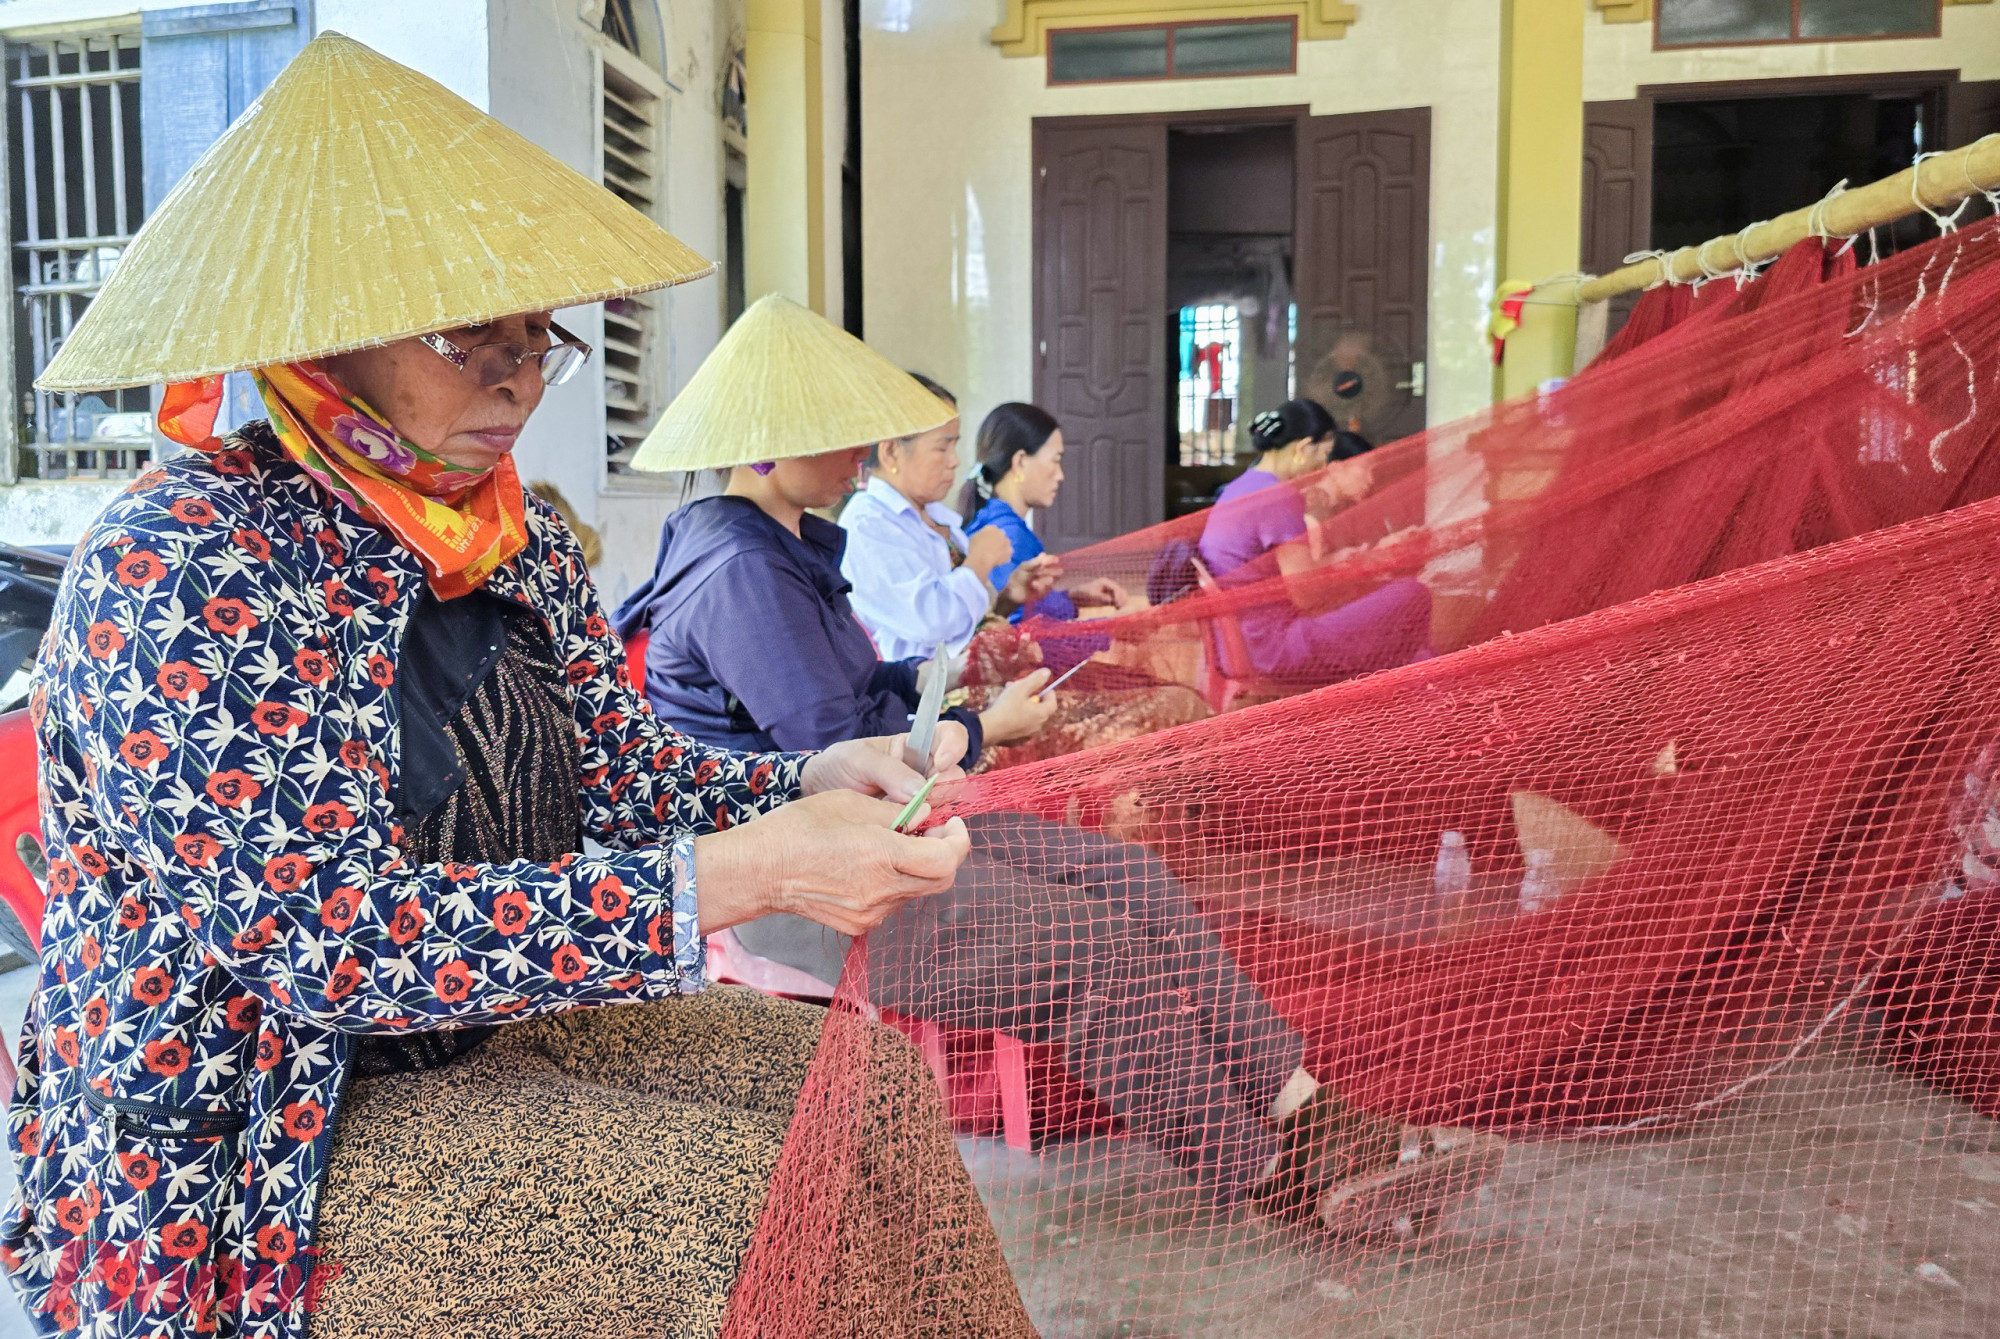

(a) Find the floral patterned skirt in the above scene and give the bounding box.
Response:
[306,987,1034,1339]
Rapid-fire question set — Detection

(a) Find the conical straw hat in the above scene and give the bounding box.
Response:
[629,295,955,472]
[37,31,713,392]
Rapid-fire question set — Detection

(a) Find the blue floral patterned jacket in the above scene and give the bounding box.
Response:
[2,427,804,1337]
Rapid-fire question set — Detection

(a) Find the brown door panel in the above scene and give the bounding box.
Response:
[1294,108,1432,445]
[1581,98,1654,339]
[1033,122,1169,551]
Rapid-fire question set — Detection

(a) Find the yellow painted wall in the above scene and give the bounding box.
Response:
[745,0,825,311]
[1496,0,1585,400]
[858,0,2000,446]
[859,0,1505,439]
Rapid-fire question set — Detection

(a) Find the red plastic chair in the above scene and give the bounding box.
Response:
[878,1011,1120,1152]
[1190,556,1271,713]
[622,628,649,692]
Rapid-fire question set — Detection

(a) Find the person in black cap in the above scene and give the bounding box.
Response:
[1195,397,1431,683]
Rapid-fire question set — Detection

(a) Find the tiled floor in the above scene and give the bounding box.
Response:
[967,1033,2000,1338]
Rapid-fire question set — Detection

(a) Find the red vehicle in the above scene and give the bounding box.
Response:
[0,542,66,963]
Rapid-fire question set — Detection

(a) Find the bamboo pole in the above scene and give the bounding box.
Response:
[1576,133,2000,305]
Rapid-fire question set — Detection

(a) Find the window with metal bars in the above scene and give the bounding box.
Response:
[7,32,149,481]
[601,57,661,472]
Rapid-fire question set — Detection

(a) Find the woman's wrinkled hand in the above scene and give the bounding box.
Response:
[799,723,970,801]
[694,792,972,938]
[979,667,1057,745]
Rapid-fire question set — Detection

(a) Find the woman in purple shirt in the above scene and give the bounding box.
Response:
[1197,398,1432,683]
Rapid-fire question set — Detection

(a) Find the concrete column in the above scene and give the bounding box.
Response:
[1494,0,1585,400]
[745,0,825,313]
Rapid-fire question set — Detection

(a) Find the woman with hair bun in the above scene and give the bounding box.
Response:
[1197,397,1432,684]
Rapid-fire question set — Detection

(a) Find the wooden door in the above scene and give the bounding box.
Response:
[1947,77,2000,147]
[1293,108,1430,445]
[1581,98,1653,337]
[1032,120,1168,551]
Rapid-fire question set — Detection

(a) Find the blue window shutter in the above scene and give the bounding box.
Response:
[139,3,304,425]
[140,2,305,211]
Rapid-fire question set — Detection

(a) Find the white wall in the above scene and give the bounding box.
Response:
[486,0,610,549]
[315,0,491,108]
[594,0,738,607]
[860,0,1505,450]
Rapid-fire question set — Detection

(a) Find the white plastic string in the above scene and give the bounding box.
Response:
[1805,178,1858,260]
[1517,271,1589,306]
[1621,248,1676,290]
[1960,139,2000,215]
[1691,236,1732,292]
[1732,219,1774,288]
[1912,150,1971,235]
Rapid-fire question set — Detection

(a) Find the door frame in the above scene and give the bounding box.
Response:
[1636,68,1961,106]
[1037,103,1387,543]
[1030,103,1309,413]
[1585,68,1972,335]
[1636,69,1961,166]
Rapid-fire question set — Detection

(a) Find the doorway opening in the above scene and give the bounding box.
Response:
[1166,121,1295,517]
[1034,106,1427,549]
[1652,86,1942,260]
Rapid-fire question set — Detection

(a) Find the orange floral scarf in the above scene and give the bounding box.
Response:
[159,365,528,598]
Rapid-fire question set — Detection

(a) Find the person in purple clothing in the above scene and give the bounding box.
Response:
[1197,398,1432,683]
[615,443,1056,761]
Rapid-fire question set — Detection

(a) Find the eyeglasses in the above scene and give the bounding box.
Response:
[420,320,593,389]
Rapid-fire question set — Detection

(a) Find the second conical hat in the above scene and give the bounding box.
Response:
[629,295,955,472]
[37,31,713,392]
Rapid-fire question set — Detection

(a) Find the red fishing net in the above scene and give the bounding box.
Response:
[960,223,2000,774]
[727,488,2000,1337]
[716,221,2000,1336]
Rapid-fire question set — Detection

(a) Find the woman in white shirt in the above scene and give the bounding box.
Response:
[839,377,1061,661]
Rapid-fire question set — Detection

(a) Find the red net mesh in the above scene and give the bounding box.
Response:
[728,493,2000,1336]
[719,223,2000,1335]
[961,224,2000,772]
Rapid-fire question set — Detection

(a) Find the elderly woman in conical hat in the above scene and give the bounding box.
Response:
[7,33,1033,1339]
